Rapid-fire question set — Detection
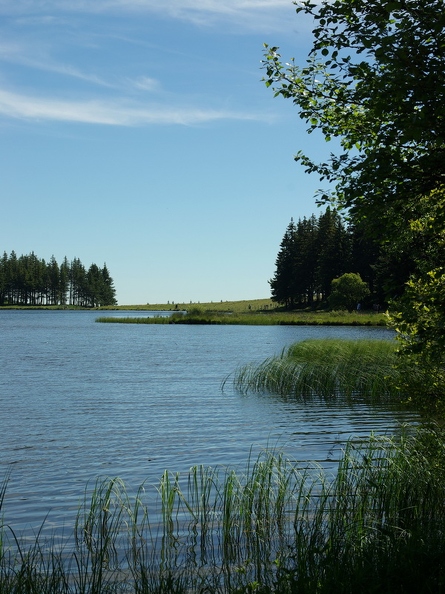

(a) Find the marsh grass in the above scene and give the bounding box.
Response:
[96,311,386,326]
[1,428,445,593]
[234,338,403,403]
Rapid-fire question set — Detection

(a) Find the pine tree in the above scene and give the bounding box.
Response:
[0,252,117,307]
[100,263,117,306]
[316,208,351,301]
[270,219,298,308]
[294,215,318,305]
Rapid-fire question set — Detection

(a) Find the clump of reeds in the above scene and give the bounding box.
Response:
[2,428,445,592]
[234,338,403,402]
[96,311,387,326]
[95,316,170,324]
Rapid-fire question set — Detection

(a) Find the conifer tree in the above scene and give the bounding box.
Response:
[270,218,298,308]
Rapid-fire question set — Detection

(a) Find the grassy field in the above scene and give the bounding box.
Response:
[98,299,387,326]
[101,298,276,312]
[97,310,387,326]
[2,299,388,326]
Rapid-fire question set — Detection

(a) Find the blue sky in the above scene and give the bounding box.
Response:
[0,0,331,305]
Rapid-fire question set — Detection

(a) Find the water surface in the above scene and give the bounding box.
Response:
[0,310,417,534]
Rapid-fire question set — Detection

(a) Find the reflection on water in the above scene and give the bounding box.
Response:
[0,310,417,535]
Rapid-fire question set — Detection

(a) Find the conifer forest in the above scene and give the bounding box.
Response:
[0,251,117,307]
[270,208,392,309]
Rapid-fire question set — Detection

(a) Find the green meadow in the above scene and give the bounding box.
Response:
[97,300,387,326]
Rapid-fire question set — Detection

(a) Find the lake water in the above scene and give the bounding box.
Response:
[0,310,418,537]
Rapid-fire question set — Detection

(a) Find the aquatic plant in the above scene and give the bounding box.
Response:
[1,428,445,592]
[234,338,403,402]
[96,311,386,326]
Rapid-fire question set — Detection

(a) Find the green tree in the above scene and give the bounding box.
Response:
[316,207,351,301]
[69,258,88,306]
[59,257,70,305]
[329,273,370,312]
[295,215,318,305]
[270,218,299,308]
[47,255,60,305]
[0,252,8,305]
[0,252,117,307]
[262,0,445,238]
[100,263,117,306]
[263,0,445,391]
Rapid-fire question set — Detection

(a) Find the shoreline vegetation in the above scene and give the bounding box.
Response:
[0,298,387,325]
[97,299,386,326]
[233,339,402,403]
[1,428,445,593]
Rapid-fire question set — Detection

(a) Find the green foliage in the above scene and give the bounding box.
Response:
[263,1,445,233]
[263,2,445,399]
[0,251,117,307]
[329,273,370,312]
[385,187,445,403]
[270,208,365,308]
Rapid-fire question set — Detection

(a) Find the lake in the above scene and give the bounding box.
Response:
[0,310,418,537]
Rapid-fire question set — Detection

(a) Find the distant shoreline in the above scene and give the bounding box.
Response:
[1,300,388,327]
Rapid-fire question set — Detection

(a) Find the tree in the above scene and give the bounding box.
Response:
[100,263,117,306]
[295,215,318,305]
[0,252,117,306]
[271,209,357,308]
[386,186,445,396]
[316,207,351,300]
[270,218,299,308]
[263,0,445,390]
[329,273,370,312]
[262,0,445,239]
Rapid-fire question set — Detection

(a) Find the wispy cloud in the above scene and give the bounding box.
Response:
[129,76,160,92]
[0,88,268,126]
[0,41,114,87]
[0,0,295,30]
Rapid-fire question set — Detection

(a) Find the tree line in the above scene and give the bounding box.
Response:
[270,208,380,309]
[0,251,117,307]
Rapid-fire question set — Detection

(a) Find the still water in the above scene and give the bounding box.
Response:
[0,310,418,535]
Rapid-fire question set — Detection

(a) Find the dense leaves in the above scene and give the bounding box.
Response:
[329,272,370,312]
[264,0,445,399]
[0,251,117,307]
[263,0,445,236]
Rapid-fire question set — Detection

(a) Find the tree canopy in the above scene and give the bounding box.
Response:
[263,0,445,237]
[270,208,378,309]
[0,251,117,307]
[263,1,445,398]
[329,273,370,313]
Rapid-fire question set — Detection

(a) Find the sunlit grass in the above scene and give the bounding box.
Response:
[96,310,387,326]
[234,338,401,402]
[100,298,276,312]
[1,428,445,593]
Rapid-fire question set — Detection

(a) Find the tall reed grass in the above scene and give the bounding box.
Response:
[234,338,402,402]
[1,428,445,592]
[95,311,386,326]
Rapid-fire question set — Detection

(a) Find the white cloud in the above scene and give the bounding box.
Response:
[0,41,114,87]
[0,88,267,126]
[0,0,295,30]
[130,76,160,92]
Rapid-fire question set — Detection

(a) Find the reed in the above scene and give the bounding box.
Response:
[1,428,445,592]
[234,338,403,402]
[96,311,386,326]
